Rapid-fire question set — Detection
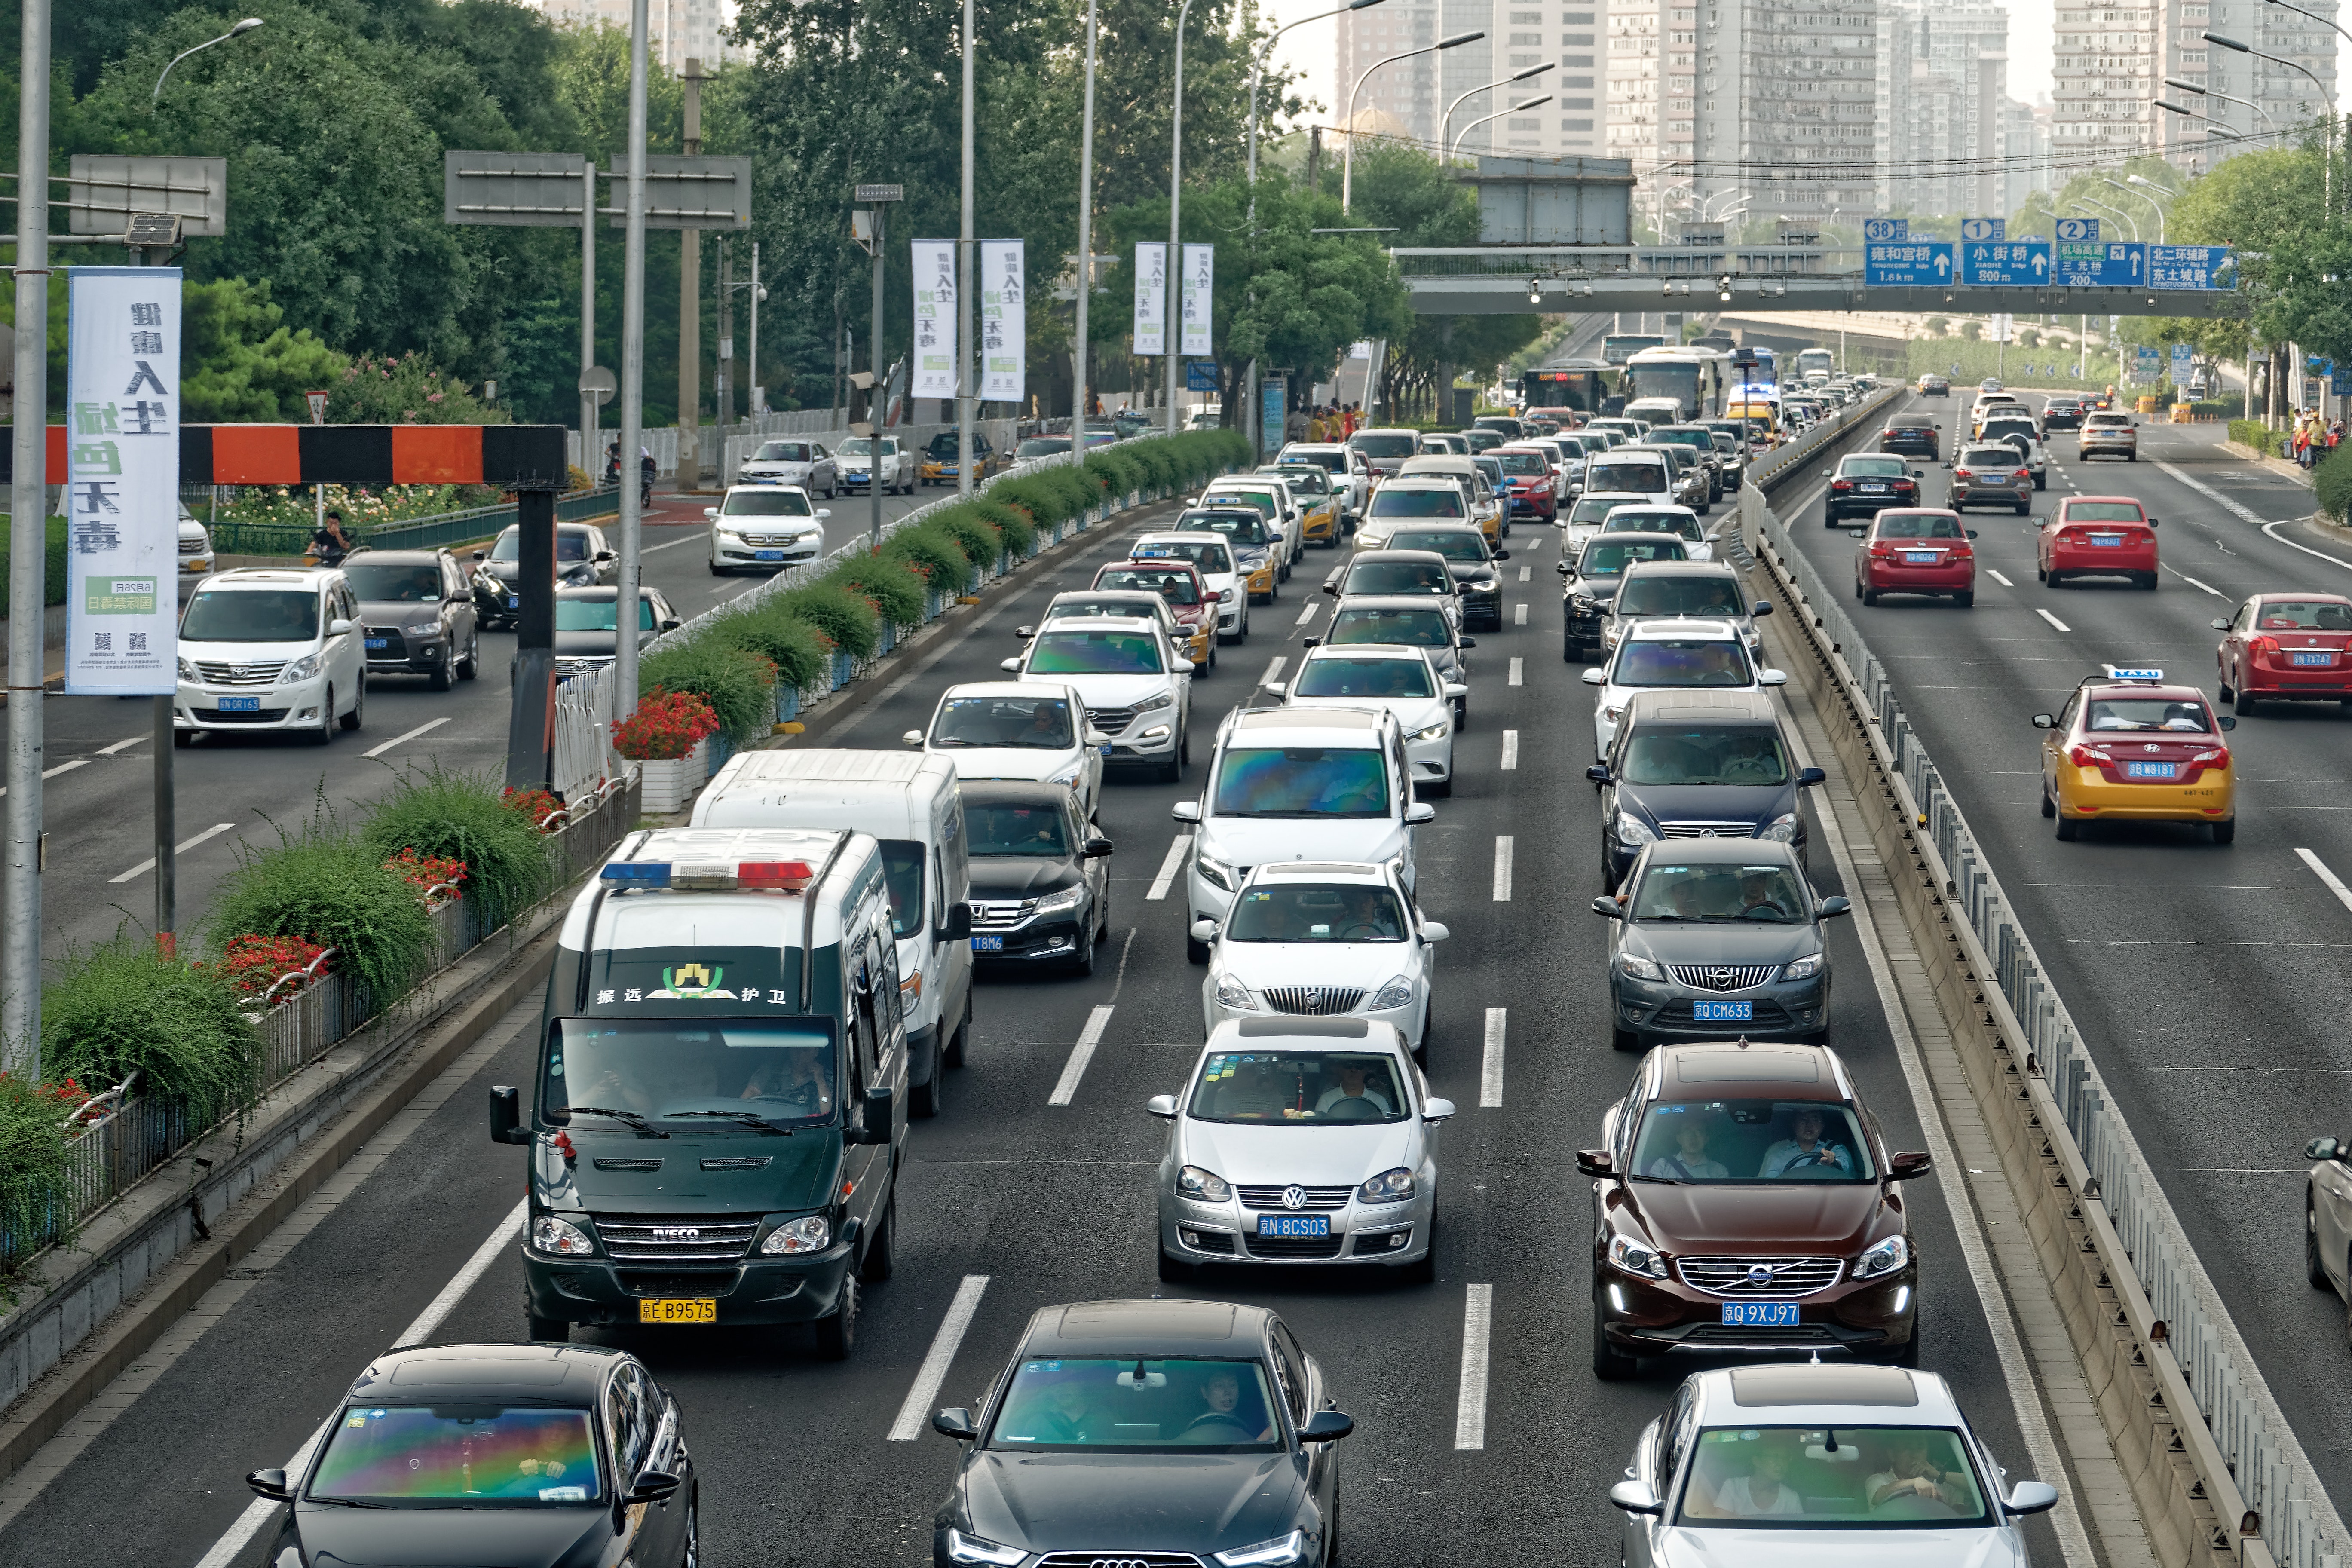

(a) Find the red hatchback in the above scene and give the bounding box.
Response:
[2214,593,2352,714]
[2039,496,2159,590]
[1853,508,1977,606]
[1491,443,1559,522]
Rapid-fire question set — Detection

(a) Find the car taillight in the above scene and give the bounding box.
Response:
[2251,635,2279,656]
[2067,744,2112,768]
[1831,478,1853,490]
[1954,469,1973,481]
[1949,545,1972,558]
[2190,747,2229,767]
[1869,542,1896,557]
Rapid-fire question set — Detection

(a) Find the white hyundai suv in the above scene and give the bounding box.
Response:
[1003,615,1194,781]
[1581,618,1786,759]
[175,567,367,746]
[1174,706,1434,962]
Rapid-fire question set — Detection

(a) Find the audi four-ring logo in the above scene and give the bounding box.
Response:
[1282,1185,1308,1210]
[1085,1559,1157,1568]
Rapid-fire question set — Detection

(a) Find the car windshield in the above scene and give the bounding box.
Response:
[1344,561,1450,599]
[545,1018,837,1128]
[1579,540,1688,576]
[1189,1047,1409,1122]
[1182,512,1268,545]
[1615,576,1745,619]
[1496,451,1549,475]
[989,1357,1281,1452]
[554,598,658,631]
[1958,448,2018,468]
[720,491,814,517]
[1282,449,1345,472]
[1603,512,1700,540]
[309,1406,602,1505]
[1633,1099,1875,1182]
[1329,607,1449,648]
[1274,468,1330,495]
[1351,433,1418,457]
[1614,638,1752,688]
[1589,461,1668,491]
[965,802,1071,857]
[1630,860,1811,922]
[1135,539,1231,574]
[837,438,895,458]
[2064,502,2143,523]
[1098,567,1200,605]
[1028,628,1164,675]
[1677,1425,1989,1527]
[1294,656,1435,698]
[2085,414,2131,427]
[1368,488,1465,519]
[1620,725,1791,785]
[181,588,318,643]
[753,441,813,462]
[1569,498,1635,526]
[344,563,442,602]
[2254,600,2352,629]
[927,434,968,457]
[1017,438,1071,457]
[2086,697,2214,733]
[1201,490,1277,520]
[1875,514,1964,540]
[1654,429,1710,450]
[1387,531,1486,564]
[1213,746,1390,818]
[1226,883,1409,942]
[1841,457,1908,477]
[931,695,1074,748]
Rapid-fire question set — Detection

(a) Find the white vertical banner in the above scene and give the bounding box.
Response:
[911,239,957,400]
[1179,243,1214,357]
[1133,242,1169,357]
[980,240,1026,404]
[65,268,181,697]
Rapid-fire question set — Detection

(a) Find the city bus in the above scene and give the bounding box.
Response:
[1602,331,1668,365]
[1621,346,1730,421]
[1795,346,1837,382]
[1522,361,1614,414]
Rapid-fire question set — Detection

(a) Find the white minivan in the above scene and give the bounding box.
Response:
[175,567,367,746]
[691,749,975,1118]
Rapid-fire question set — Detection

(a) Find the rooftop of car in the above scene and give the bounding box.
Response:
[1329,593,1469,618]
[2057,494,2144,508]
[202,568,340,588]
[343,548,448,564]
[1718,1364,1935,1412]
[940,679,1069,700]
[1300,642,1425,662]
[1636,836,1802,869]
[1621,559,1739,579]
[347,1344,623,1403]
[1624,618,1738,642]
[1253,860,1390,879]
[1021,1300,1272,1358]
[1227,707,1386,734]
[1625,689,1778,722]
[960,777,1083,809]
[1035,614,1158,633]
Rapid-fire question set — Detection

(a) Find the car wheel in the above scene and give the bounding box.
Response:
[680,1495,699,1568]
[2309,1203,2334,1289]
[1860,586,1879,606]
[2128,451,2138,462]
[1071,918,1099,975]
[708,559,727,576]
[2235,687,2260,717]
[2055,812,2079,841]
[2142,572,2159,591]
[1186,931,1211,965]
[1423,775,1452,799]
[2212,819,2236,845]
[429,653,454,691]
[912,1050,946,1117]
[1955,590,1974,608]
[310,686,336,745]
[1592,1292,1638,1380]
[2015,502,2030,516]
[861,1195,897,1280]
[1159,745,1182,784]
[2035,562,2047,582]
[527,1313,570,1343]
[2035,474,2047,490]
[459,631,479,680]
[813,1276,858,1360]
[1180,727,1192,766]
[1611,1024,1640,1053]
[1892,1324,1923,1367]
[1405,1221,1437,1285]
[1158,1246,1195,1283]
[173,729,195,748]
[340,678,365,731]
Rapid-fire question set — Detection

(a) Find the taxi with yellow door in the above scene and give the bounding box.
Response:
[1259,462,1344,548]
[2034,666,2237,844]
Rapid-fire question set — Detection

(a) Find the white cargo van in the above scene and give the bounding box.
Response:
[692,750,974,1117]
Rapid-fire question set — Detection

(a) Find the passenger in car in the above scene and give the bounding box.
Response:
[1714,1437,1804,1515]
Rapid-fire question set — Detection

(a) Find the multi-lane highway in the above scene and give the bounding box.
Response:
[0,484,2079,1568]
[1773,393,2352,1512]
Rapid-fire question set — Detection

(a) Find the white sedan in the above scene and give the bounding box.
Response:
[1596,504,1712,563]
[1265,643,1464,797]
[836,435,915,495]
[1582,618,1785,759]
[1002,615,1194,782]
[735,438,839,496]
[905,680,1105,816]
[1195,860,1446,1051]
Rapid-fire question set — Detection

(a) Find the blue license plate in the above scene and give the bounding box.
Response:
[507,595,521,608]
[364,637,388,650]
[755,550,785,561]
[1693,1000,1753,1022]
[2125,761,2178,779]
[2088,535,2123,547]
[2293,652,2336,667]
[1860,483,1887,493]
[971,935,1004,952]
[217,697,260,712]
[1722,1302,1800,1326]
[1903,551,1939,564]
[1257,1215,1330,1237]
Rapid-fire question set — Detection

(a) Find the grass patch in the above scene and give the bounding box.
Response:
[205,800,439,1005]
[358,763,555,925]
[44,931,266,1127]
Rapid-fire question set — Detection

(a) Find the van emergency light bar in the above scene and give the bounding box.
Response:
[600,861,817,891]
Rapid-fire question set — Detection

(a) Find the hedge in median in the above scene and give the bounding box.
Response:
[774,580,880,660]
[828,552,928,628]
[205,803,441,1005]
[2318,444,2352,523]
[0,1072,79,1280]
[880,523,972,597]
[359,764,557,927]
[637,640,780,743]
[44,932,266,1129]
[706,600,833,690]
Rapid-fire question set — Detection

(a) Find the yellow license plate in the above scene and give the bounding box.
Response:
[637,1298,717,1324]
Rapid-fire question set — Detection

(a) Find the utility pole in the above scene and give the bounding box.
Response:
[678,56,705,490]
[1164,0,1199,438]
[615,0,652,720]
[580,161,598,466]
[716,235,731,455]
[4,0,51,1070]
[853,185,902,547]
[957,0,977,496]
[749,241,761,411]
[1073,0,1099,460]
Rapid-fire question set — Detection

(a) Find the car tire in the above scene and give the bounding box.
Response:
[310,687,336,746]
[1892,1325,1923,1367]
[2040,781,2057,819]
[1158,1247,1195,1283]
[2309,1204,2333,1289]
[2035,474,2047,490]
[173,729,195,748]
[429,654,454,692]
[2055,812,2079,841]
[1159,746,1182,784]
[1611,1024,1640,1053]
[2128,452,2138,462]
[1181,728,1192,767]
[912,1055,945,1118]
[1853,576,1863,600]
[1592,1293,1638,1380]
[813,1277,858,1361]
[2015,502,2030,516]
[2235,687,2260,717]
[1072,919,1099,976]
[2142,572,2159,591]
[1405,1225,1437,1285]
[708,560,727,576]
[527,1313,570,1343]
[1860,586,1879,606]
[1955,591,1974,607]
[458,631,479,680]
[1186,932,1210,965]
[340,679,364,732]
[2212,819,2236,845]
[861,1196,897,1280]
[1424,775,1452,799]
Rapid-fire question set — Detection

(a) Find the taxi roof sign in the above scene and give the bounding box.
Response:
[2101,665,2165,682]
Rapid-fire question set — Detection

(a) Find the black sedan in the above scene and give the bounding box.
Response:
[2041,395,2086,432]
[248,1344,694,1568]
[554,584,682,680]
[1380,522,1507,632]
[342,548,479,690]
[964,780,1115,975]
[931,1299,1353,1568]
[1821,453,1926,524]
[1877,415,1940,459]
[470,523,617,630]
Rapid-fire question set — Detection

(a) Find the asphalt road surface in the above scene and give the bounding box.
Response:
[0,488,2072,1568]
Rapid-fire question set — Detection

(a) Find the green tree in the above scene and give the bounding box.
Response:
[180,278,348,422]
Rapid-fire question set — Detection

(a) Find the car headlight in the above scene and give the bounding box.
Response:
[1357,1167,1415,1204]
[1853,1233,1911,1281]
[760,1214,830,1255]
[530,1214,594,1257]
[178,656,197,682]
[1614,815,1657,847]
[1759,812,1799,842]
[279,652,323,683]
[946,1529,1027,1567]
[1033,885,1086,915]
[1213,973,1256,1009]
[1195,852,1238,892]
[1617,951,1664,982]
[1781,952,1825,983]
[1369,974,1415,1010]
[1607,1231,1669,1280]
[715,527,742,542]
[1601,704,1624,724]
[1136,689,1175,713]
[1177,1164,1231,1202]
[403,620,440,637]
[1217,1531,1306,1568]
[1415,720,1449,741]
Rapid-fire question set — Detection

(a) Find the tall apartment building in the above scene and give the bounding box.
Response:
[2158,0,2340,169]
[1882,0,2009,216]
[1338,0,1445,146]
[1473,0,1605,157]
[2051,1,2161,165]
[532,0,733,72]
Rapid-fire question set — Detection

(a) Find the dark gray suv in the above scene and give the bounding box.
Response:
[340,549,479,689]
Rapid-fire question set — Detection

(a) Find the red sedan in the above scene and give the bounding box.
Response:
[1491,444,1559,522]
[1853,508,1977,606]
[2214,593,2352,714]
[2038,496,2158,590]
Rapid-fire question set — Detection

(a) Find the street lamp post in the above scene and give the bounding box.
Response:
[1164,0,1200,438]
[958,0,976,495]
[2079,196,2139,242]
[2204,32,2331,202]
[2165,75,2283,133]
[1342,30,1484,212]
[1441,61,1554,165]
[2156,98,2249,142]
[1250,0,1387,218]
[152,17,262,104]
[1073,0,1099,463]
[615,0,651,720]
[1449,95,1555,161]
[4,0,51,1067]
[2122,173,2171,242]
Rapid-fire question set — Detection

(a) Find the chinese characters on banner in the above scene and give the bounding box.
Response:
[911,240,957,400]
[1179,244,1213,357]
[1133,242,1168,357]
[66,268,181,696]
[980,240,1026,404]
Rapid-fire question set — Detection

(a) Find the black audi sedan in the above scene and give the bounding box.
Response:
[246,1344,695,1568]
[964,780,1115,975]
[1378,522,1507,632]
[931,1299,1352,1568]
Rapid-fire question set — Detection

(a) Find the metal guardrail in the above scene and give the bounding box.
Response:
[207,488,624,559]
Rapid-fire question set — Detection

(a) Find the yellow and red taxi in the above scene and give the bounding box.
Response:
[2214,592,2352,714]
[2034,667,2237,843]
[1090,557,1218,670]
[2038,495,2159,590]
[1852,507,1977,606]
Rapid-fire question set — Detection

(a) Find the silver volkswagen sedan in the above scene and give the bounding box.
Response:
[1149,1017,1452,1280]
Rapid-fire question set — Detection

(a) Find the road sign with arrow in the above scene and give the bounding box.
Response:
[1961,239,2051,286]
[2053,241,2144,288]
[1865,239,1955,287]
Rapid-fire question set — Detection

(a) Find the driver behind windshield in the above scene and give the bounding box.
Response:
[1758,1107,1854,1177]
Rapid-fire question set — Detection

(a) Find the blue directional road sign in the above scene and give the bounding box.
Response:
[1865,239,1954,287]
[1186,359,1219,392]
[2055,218,2101,242]
[1960,218,2006,243]
[1864,218,1909,243]
[1961,238,2051,286]
[2172,344,2195,386]
[2148,245,2236,290]
[2054,241,2147,287]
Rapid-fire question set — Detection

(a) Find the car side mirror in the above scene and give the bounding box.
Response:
[1442,683,1468,701]
[1421,921,1450,943]
[903,729,926,746]
[816,508,833,520]
[659,617,682,631]
[1609,1479,1663,1515]
[1586,764,1611,784]
[1759,669,1788,686]
[1965,529,1979,540]
[471,549,487,561]
[1913,469,1926,478]
[1819,469,1832,478]
[2005,1482,2061,1516]
[1406,801,1436,824]
[1015,625,1037,640]
[490,1084,531,1145]
[1819,895,1853,919]
[1798,766,1826,787]
[1847,528,1868,540]
[1083,836,1115,858]
[849,1084,893,1145]
[1000,657,1022,673]
[704,508,720,520]
[1173,657,1194,674]
[2218,715,2236,731]
[1084,728,1112,747]
[1422,1097,1456,1123]
[328,618,355,637]
[938,903,973,942]
[1556,559,1574,575]
[1576,1148,1615,1177]
[1263,680,1287,697]
[1171,801,1202,824]
[594,550,617,564]
[1458,637,1477,649]
[1590,895,1622,919]
[2211,619,2232,631]
[932,1407,979,1441]
[1890,1150,1933,1180]
[1940,462,1954,470]
[1299,1410,1354,1443]
[1189,917,1219,942]
[245,1467,292,1501]
[1581,668,1606,686]
[2307,1136,2343,1161]
[2147,517,2158,527]
[626,1469,683,1505]
[1320,581,1339,595]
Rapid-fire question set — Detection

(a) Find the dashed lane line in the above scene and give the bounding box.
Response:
[1513,602,1527,626]
[1480,1008,1506,1108]
[1294,601,1319,626]
[0,759,86,798]
[1500,730,1519,770]
[95,733,147,755]
[1508,657,1523,686]
[1147,835,1191,900]
[2163,564,2225,597]
[2294,847,2352,917]
[109,822,237,883]
[1987,569,2015,588]
[361,716,451,758]
[1491,836,1514,901]
[1259,655,1286,686]
[2035,607,2071,632]
[1047,1005,1118,1107]
[887,1276,992,1441]
[1453,1283,1494,1450]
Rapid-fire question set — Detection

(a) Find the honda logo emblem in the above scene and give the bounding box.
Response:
[1283,1185,1308,1210]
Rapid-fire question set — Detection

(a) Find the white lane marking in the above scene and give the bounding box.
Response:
[1491,836,1514,900]
[1453,1283,1494,1450]
[109,822,238,883]
[1517,564,1531,582]
[1508,657,1524,686]
[2165,564,2225,597]
[2158,458,2352,573]
[194,1419,337,1568]
[2261,518,2352,573]
[1047,1005,1117,1106]
[2035,607,2071,632]
[361,716,452,758]
[2294,848,2352,916]
[1480,1008,1507,1108]
[0,759,87,798]
[392,1197,530,1347]
[644,529,713,554]
[1148,835,1192,900]
[1513,601,1527,625]
[888,1275,992,1441]
[1294,601,1319,626]
[95,733,147,755]
[1987,569,2015,588]
[1501,729,1519,770]
[1259,655,1286,685]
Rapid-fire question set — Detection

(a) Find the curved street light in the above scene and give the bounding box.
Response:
[2078,195,2139,242]
[1250,0,1386,216]
[2165,75,2282,133]
[1442,61,1554,165]
[1343,30,1485,211]
[2104,176,2166,243]
[2156,97,2250,142]
[1449,95,1555,162]
[154,18,263,104]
